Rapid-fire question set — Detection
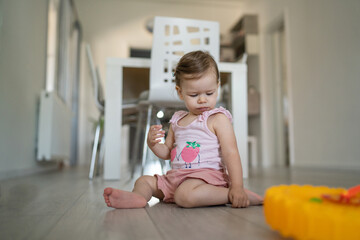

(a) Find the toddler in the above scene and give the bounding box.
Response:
[103,51,263,208]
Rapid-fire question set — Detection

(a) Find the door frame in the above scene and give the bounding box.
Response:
[261,9,295,167]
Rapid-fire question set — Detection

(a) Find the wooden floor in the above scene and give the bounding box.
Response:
[1,166,359,240]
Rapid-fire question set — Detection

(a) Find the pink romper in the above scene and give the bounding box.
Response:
[156,107,232,203]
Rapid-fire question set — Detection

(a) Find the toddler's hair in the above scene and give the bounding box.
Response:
[174,51,219,87]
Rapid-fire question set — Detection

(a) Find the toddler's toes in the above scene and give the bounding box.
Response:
[104,187,113,195]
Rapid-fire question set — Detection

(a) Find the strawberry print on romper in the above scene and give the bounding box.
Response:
[170,141,201,168]
[181,141,201,168]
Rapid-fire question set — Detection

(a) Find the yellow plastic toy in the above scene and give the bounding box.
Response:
[264,184,360,240]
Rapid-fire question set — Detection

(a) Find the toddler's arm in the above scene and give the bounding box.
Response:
[147,124,175,160]
[211,114,249,207]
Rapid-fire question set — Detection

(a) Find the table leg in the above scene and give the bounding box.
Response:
[104,63,122,179]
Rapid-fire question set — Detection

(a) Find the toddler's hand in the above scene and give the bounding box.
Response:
[228,185,249,208]
[147,125,165,147]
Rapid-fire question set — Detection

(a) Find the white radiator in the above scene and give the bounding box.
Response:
[37,91,71,161]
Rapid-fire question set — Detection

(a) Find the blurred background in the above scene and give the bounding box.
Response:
[0,0,359,180]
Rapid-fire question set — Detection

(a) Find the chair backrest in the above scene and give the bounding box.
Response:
[85,44,104,112]
[149,17,219,104]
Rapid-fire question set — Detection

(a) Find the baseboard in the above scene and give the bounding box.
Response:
[292,163,360,173]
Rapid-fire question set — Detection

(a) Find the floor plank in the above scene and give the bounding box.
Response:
[0,166,359,240]
[0,215,60,239]
[145,202,281,240]
[44,177,163,240]
[0,169,87,217]
[222,205,269,230]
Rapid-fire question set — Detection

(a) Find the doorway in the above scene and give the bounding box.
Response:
[266,15,292,167]
[273,24,289,166]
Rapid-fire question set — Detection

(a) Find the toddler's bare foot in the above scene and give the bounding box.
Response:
[245,189,264,206]
[103,187,147,209]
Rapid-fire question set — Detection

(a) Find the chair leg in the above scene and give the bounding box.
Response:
[96,132,105,176]
[141,104,153,176]
[154,115,166,174]
[130,107,145,178]
[89,123,101,179]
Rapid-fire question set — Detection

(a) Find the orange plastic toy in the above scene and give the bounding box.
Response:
[264,184,360,240]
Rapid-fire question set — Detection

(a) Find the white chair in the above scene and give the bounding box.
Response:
[86,44,105,179]
[86,44,138,179]
[131,16,220,177]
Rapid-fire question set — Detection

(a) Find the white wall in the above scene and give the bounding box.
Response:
[291,0,360,169]
[0,0,57,179]
[258,0,360,169]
